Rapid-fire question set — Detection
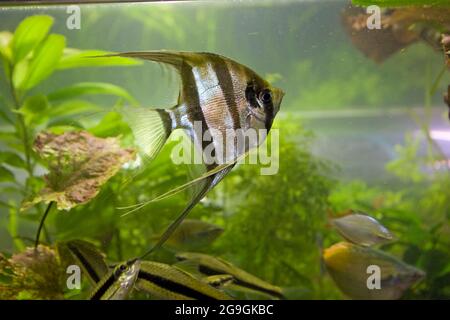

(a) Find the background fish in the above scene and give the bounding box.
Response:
[204,274,234,288]
[175,252,284,299]
[135,260,232,300]
[151,219,224,251]
[331,213,395,247]
[90,259,141,300]
[103,51,284,256]
[323,242,425,300]
[59,239,109,285]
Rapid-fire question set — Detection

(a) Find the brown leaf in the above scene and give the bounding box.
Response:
[0,246,65,300]
[341,6,450,63]
[443,34,450,68]
[341,7,419,63]
[22,131,136,211]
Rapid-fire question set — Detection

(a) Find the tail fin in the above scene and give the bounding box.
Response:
[118,106,173,161]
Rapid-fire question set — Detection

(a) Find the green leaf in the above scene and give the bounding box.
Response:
[12,59,29,90]
[0,166,15,182]
[48,82,138,104]
[19,94,49,125]
[88,111,131,138]
[46,99,103,118]
[57,49,141,70]
[0,96,14,125]
[0,31,13,62]
[21,131,136,211]
[21,34,65,90]
[12,15,54,63]
[0,151,27,169]
[46,119,85,130]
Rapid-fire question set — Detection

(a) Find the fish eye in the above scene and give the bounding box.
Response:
[119,264,127,271]
[260,89,272,104]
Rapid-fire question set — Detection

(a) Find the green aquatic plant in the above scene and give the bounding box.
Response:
[0,15,140,252]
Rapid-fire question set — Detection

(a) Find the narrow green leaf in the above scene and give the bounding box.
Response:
[12,15,54,63]
[12,59,29,90]
[46,99,103,118]
[57,49,141,70]
[0,166,15,182]
[0,95,14,125]
[22,34,65,90]
[46,118,85,130]
[0,151,27,169]
[0,130,18,144]
[48,82,138,104]
[0,31,13,62]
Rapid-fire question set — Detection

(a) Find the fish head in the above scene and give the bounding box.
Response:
[114,259,141,288]
[374,224,395,243]
[243,71,285,131]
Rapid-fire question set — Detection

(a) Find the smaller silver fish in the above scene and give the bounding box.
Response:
[331,213,395,247]
[90,259,140,300]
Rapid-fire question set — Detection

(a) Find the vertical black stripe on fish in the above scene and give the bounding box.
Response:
[264,99,274,131]
[210,56,241,131]
[156,109,172,137]
[90,272,116,300]
[137,270,219,300]
[67,244,101,283]
[180,61,216,170]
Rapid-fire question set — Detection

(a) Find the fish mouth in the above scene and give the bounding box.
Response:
[247,107,266,124]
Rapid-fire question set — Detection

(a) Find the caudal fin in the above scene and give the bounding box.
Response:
[118,106,173,161]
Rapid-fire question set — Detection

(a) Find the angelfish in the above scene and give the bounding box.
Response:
[103,51,285,255]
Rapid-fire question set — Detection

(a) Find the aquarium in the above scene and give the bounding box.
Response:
[0,0,449,302]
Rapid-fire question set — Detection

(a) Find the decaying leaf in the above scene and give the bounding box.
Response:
[342,6,450,63]
[443,34,450,68]
[22,131,136,211]
[0,246,65,300]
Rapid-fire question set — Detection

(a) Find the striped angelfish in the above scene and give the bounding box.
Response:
[101,51,285,256]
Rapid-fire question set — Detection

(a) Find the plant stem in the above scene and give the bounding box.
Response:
[35,201,54,249]
[8,64,33,178]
